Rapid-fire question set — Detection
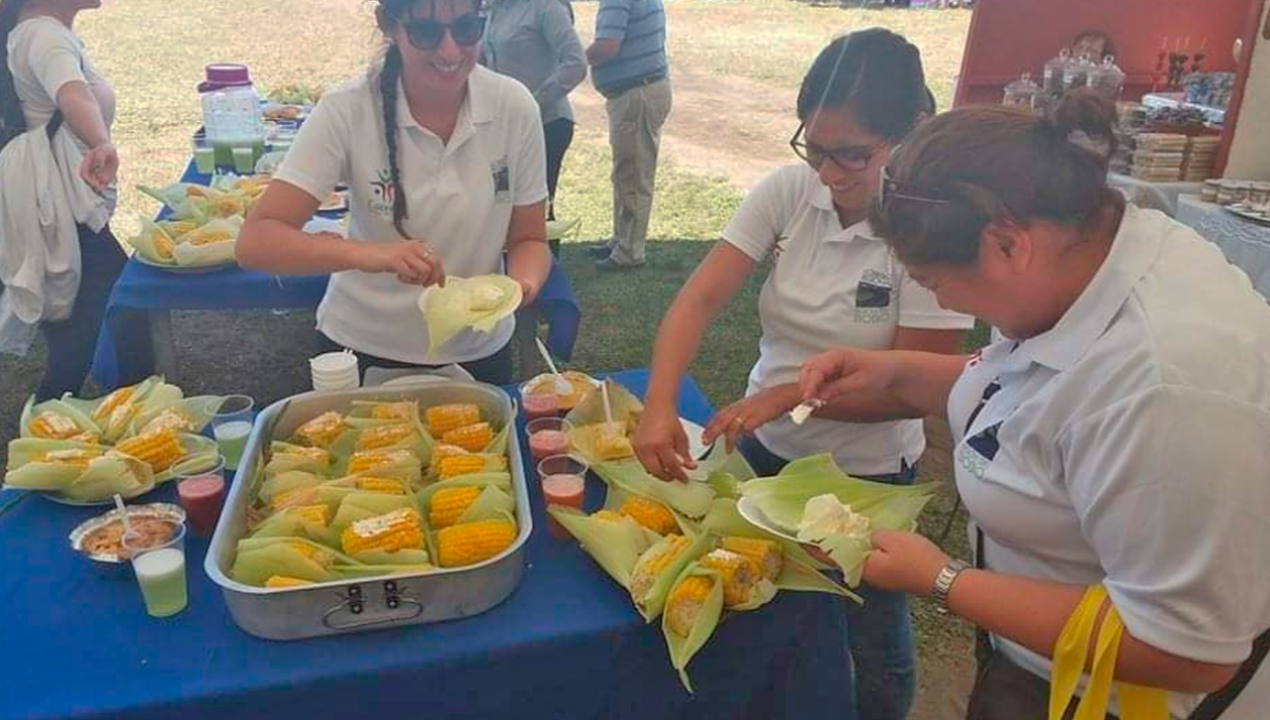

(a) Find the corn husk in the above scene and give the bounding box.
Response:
[347,548,432,566]
[258,470,324,504]
[249,511,328,542]
[700,498,858,603]
[62,453,157,501]
[568,423,635,464]
[421,275,523,357]
[19,396,101,440]
[3,439,155,500]
[662,563,725,693]
[129,218,179,265]
[632,532,713,621]
[230,536,345,585]
[132,395,221,437]
[140,182,219,220]
[93,377,162,443]
[602,485,697,537]
[592,460,716,519]
[687,440,757,497]
[155,433,221,483]
[739,454,937,585]
[564,378,643,428]
[264,443,332,476]
[328,492,417,536]
[548,506,662,588]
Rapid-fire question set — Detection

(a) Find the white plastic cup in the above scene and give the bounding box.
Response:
[310,351,359,391]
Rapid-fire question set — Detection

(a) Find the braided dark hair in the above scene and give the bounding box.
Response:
[0,0,32,151]
[378,42,410,238]
[797,28,930,142]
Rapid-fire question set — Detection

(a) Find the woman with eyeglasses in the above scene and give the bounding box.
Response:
[799,97,1270,718]
[631,29,972,720]
[237,0,552,385]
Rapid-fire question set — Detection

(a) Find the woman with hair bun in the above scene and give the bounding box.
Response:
[237,0,552,385]
[633,28,974,720]
[800,94,1270,718]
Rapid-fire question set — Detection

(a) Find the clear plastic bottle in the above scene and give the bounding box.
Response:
[1002,72,1042,110]
[1087,56,1126,102]
[198,64,266,169]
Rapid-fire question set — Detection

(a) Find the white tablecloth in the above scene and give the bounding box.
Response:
[1109,174,1204,217]
[1176,194,1270,298]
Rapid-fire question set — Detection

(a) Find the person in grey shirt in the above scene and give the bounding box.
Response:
[483,0,585,236]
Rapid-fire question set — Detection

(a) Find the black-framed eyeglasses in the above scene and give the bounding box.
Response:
[401,13,487,51]
[878,165,951,211]
[789,123,888,173]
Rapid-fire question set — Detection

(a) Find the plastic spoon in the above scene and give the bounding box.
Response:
[534,337,572,394]
[600,381,614,425]
[114,493,135,546]
[789,399,825,426]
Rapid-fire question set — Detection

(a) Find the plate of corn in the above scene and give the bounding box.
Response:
[3,378,225,504]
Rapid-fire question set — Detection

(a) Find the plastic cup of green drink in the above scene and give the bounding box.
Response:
[123,521,188,618]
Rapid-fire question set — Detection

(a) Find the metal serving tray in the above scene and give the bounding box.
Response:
[205,382,530,640]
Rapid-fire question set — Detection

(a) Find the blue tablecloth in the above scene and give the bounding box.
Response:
[91,161,582,388]
[0,370,857,720]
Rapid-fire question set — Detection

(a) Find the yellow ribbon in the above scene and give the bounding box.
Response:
[1049,585,1169,720]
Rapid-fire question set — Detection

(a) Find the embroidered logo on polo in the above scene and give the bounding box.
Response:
[957,380,1003,480]
[368,169,396,218]
[854,268,895,323]
[490,158,510,203]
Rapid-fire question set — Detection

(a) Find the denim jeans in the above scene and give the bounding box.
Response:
[738,435,918,720]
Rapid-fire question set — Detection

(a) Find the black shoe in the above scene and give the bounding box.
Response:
[589,243,615,258]
[595,257,646,272]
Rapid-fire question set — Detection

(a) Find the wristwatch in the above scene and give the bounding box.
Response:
[931,559,971,615]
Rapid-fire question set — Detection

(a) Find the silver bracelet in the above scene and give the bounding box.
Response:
[932,559,971,615]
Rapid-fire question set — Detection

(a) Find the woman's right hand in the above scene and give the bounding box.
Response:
[633,404,696,482]
[799,348,902,404]
[355,241,446,287]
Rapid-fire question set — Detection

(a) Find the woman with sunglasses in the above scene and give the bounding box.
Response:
[799,97,1270,718]
[631,29,972,720]
[237,0,551,385]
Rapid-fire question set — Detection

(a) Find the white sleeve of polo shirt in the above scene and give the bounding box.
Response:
[721,166,800,263]
[897,266,975,330]
[24,24,85,101]
[1062,385,1270,665]
[272,94,349,203]
[510,91,548,206]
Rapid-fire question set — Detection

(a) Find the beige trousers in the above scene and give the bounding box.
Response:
[605,77,672,264]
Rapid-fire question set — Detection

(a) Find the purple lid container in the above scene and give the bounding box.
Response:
[197,64,253,93]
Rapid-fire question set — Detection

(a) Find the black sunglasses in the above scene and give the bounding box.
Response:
[789,123,888,173]
[401,13,486,51]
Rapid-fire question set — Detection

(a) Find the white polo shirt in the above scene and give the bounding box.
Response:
[275,65,547,364]
[724,164,974,476]
[950,206,1270,717]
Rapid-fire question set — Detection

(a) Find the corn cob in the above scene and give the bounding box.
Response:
[278,446,330,466]
[34,447,106,467]
[700,549,761,607]
[288,541,332,567]
[371,401,417,421]
[425,404,481,435]
[115,429,187,472]
[354,477,407,495]
[666,576,714,637]
[355,423,415,452]
[265,575,315,589]
[340,507,425,555]
[271,485,320,511]
[161,220,200,236]
[591,509,626,523]
[595,422,634,461]
[92,386,135,424]
[347,449,416,475]
[139,408,196,435]
[153,232,176,261]
[430,444,471,467]
[436,518,516,567]
[288,504,331,525]
[619,495,678,535]
[68,431,101,445]
[438,453,506,479]
[721,537,784,582]
[29,411,81,439]
[292,411,345,447]
[428,485,482,528]
[630,534,693,599]
[441,422,493,452]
